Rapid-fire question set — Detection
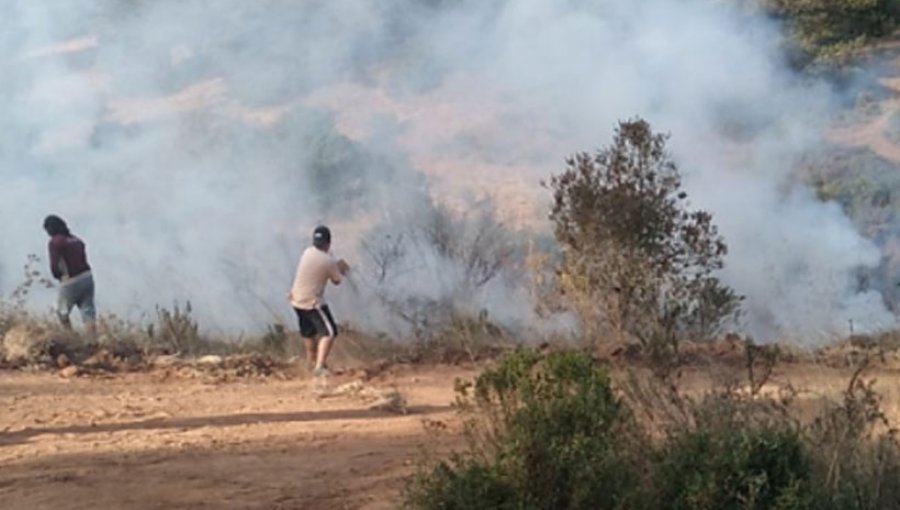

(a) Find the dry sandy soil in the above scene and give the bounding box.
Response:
[4,353,900,510]
[0,363,479,510]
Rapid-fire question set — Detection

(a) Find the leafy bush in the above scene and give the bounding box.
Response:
[404,456,517,510]
[405,348,643,510]
[405,348,900,510]
[545,118,741,352]
[804,369,900,510]
[653,426,812,510]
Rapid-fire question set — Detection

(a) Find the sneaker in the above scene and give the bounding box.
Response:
[313,366,330,377]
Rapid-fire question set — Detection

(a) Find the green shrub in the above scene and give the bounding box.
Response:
[405,348,900,510]
[805,372,900,510]
[404,455,517,510]
[406,347,643,510]
[482,350,638,509]
[653,427,812,510]
[546,118,740,351]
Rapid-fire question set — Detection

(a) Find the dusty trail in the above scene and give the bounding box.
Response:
[0,365,475,510]
[5,346,900,510]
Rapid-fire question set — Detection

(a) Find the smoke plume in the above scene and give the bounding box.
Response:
[0,0,892,341]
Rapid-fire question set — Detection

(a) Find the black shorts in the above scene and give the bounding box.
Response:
[294,305,338,339]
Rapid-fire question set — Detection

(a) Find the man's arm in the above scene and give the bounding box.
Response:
[330,259,350,285]
[47,238,62,280]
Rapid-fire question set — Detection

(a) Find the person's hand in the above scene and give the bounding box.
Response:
[337,259,350,275]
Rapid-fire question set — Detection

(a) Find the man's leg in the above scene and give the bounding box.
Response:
[78,278,97,340]
[295,308,318,370]
[314,335,333,371]
[56,287,74,329]
[83,318,97,340]
[313,305,338,372]
[303,336,317,369]
[58,311,72,330]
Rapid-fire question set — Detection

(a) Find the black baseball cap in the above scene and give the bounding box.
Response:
[313,225,331,247]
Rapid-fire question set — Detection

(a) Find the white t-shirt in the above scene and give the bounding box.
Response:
[289,246,342,310]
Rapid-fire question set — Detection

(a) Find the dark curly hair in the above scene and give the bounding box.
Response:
[43,215,70,236]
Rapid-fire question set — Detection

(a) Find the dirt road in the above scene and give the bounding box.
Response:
[0,365,475,510]
[4,350,900,510]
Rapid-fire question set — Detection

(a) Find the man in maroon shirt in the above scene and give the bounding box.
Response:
[44,215,96,337]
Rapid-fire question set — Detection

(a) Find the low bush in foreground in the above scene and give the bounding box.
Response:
[404,347,900,510]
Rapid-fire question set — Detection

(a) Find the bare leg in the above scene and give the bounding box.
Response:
[58,313,72,330]
[315,336,333,371]
[303,337,316,369]
[57,292,73,329]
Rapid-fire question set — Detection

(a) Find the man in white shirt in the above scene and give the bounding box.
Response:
[288,225,349,376]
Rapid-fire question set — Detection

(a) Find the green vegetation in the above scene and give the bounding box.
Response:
[805,147,900,233]
[545,118,741,355]
[404,348,900,510]
[404,115,900,508]
[800,146,900,311]
[762,0,900,68]
[404,348,644,510]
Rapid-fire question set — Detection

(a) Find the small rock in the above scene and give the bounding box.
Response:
[196,355,223,366]
[369,391,408,414]
[335,380,365,395]
[56,354,70,368]
[59,366,80,378]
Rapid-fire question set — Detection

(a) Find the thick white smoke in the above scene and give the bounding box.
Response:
[0,0,892,341]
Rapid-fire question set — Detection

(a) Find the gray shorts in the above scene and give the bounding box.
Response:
[58,272,96,322]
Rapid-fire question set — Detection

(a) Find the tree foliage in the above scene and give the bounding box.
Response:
[546,118,741,350]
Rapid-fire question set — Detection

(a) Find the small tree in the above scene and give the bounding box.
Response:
[546,117,741,353]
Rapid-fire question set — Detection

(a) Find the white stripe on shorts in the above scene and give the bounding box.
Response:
[316,306,335,338]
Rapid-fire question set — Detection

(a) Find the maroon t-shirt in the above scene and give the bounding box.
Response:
[48,234,91,280]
